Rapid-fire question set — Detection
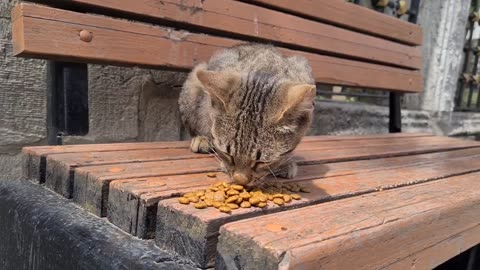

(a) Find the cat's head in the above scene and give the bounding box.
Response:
[196,69,315,185]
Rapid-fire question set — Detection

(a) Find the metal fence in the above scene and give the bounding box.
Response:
[316,0,417,107]
[455,0,480,112]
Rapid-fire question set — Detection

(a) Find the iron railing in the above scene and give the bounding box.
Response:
[455,0,480,112]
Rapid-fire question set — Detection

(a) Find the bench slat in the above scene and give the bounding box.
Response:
[246,0,422,45]
[71,136,475,217]
[110,145,480,239]
[43,135,442,202]
[23,0,421,69]
[22,133,430,183]
[216,172,480,270]
[12,4,422,92]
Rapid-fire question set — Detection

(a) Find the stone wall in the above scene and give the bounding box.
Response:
[0,0,477,178]
[1,0,46,177]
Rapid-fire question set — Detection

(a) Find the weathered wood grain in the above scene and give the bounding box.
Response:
[155,148,480,268]
[109,147,480,239]
[21,133,429,183]
[73,136,475,217]
[21,141,190,183]
[11,4,423,92]
[216,172,480,270]
[21,0,421,69]
[44,135,439,197]
[45,148,203,198]
[385,224,480,270]
[245,0,422,45]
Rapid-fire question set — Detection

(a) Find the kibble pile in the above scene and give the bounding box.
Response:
[178,181,310,213]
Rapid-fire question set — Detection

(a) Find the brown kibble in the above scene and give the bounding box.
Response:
[183,192,194,198]
[204,199,214,207]
[209,187,219,192]
[226,195,239,203]
[195,190,205,197]
[267,195,273,201]
[201,196,206,200]
[273,198,284,205]
[219,206,231,213]
[189,196,200,203]
[273,193,284,198]
[240,192,251,199]
[222,182,230,188]
[213,202,224,208]
[257,195,268,203]
[257,202,267,208]
[178,197,190,204]
[194,202,207,209]
[214,191,226,202]
[227,189,240,196]
[240,201,251,208]
[236,196,243,204]
[291,194,301,200]
[231,184,244,191]
[249,197,260,205]
[205,191,214,199]
[283,195,292,203]
[214,182,224,187]
[227,203,239,209]
[207,172,217,178]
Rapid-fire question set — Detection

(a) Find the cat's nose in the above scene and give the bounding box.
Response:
[233,172,249,185]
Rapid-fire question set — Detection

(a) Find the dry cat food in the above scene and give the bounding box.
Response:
[178,180,310,213]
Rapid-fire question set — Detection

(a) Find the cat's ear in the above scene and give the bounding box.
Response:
[275,84,316,121]
[196,69,241,110]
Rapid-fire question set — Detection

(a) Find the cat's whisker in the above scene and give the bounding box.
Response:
[207,142,234,179]
[265,163,279,182]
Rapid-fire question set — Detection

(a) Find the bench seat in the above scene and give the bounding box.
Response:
[22,133,480,268]
[12,0,479,268]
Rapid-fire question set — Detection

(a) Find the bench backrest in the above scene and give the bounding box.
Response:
[11,0,422,93]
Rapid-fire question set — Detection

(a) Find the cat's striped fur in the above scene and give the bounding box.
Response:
[178,44,315,185]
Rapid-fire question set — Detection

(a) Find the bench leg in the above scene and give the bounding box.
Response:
[389,92,402,133]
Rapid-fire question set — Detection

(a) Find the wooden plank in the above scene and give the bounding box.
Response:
[246,0,422,45]
[44,135,441,197]
[11,4,423,92]
[24,0,422,69]
[72,136,476,217]
[22,141,190,182]
[45,148,203,198]
[155,148,480,268]
[216,172,480,270]
[385,224,480,270]
[22,133,429,182]
[108,147,480,239]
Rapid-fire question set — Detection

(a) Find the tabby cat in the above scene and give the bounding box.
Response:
[178,44,316,186]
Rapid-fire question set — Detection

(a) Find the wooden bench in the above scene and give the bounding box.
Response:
[11,0,480,269]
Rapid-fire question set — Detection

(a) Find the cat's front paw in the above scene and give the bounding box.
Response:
[277,162,298,179]
[190,136,211,153]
